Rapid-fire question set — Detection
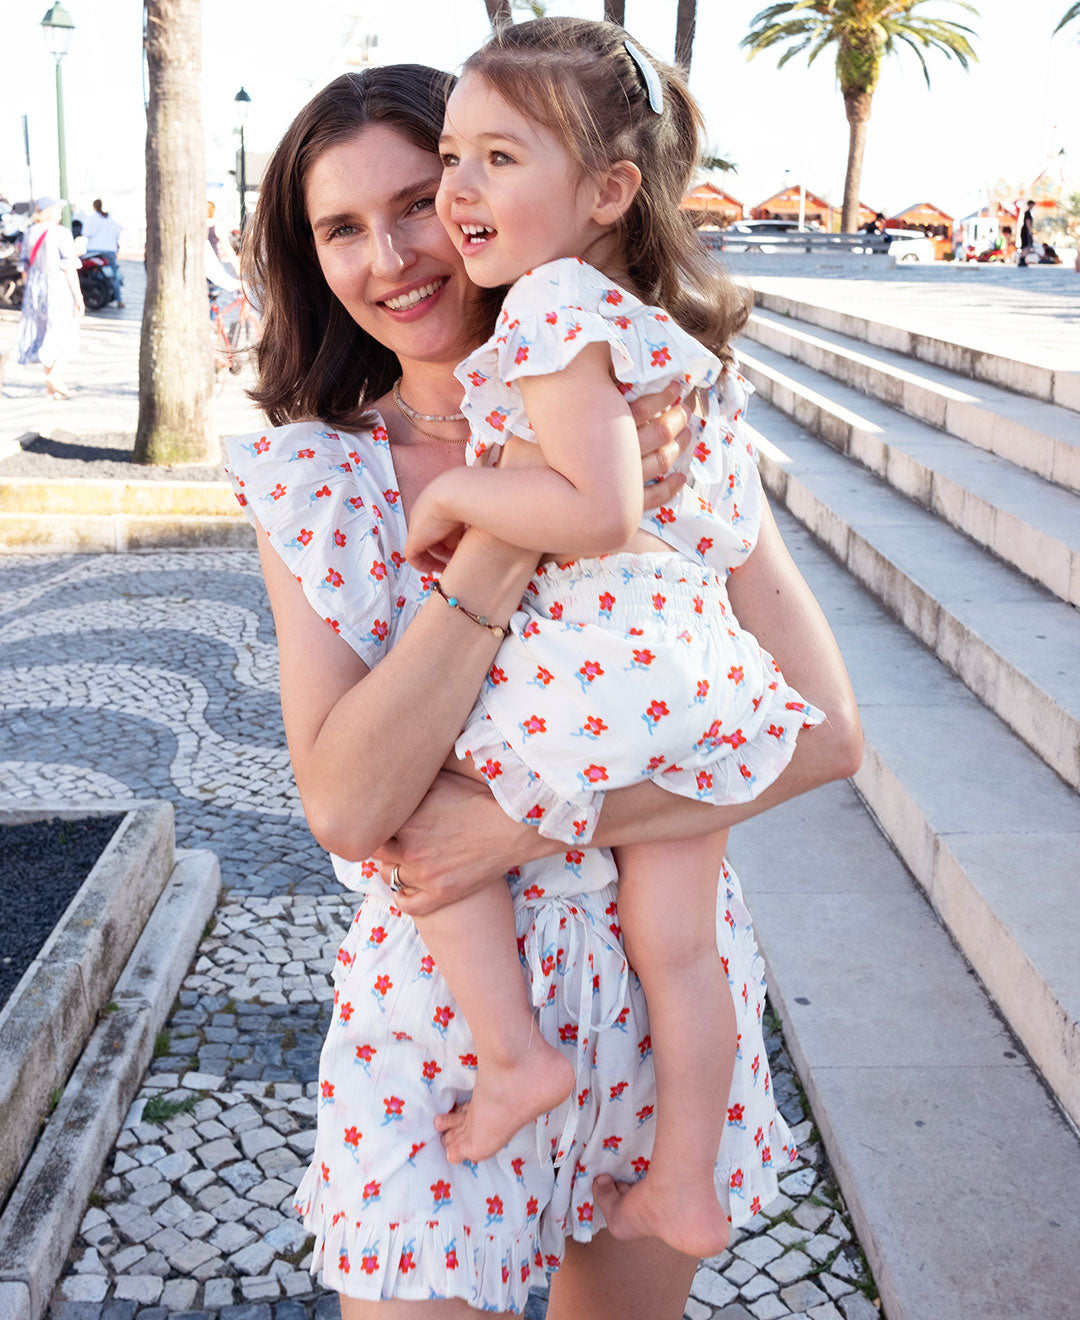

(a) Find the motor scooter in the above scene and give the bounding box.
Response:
[78,251,117,310]
[0,209,25,308]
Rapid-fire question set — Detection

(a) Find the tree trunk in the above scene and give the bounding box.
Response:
[483,0,511,27]
[134,0,214,465]
[674,0,697,71]
[604,0,626,24]
[840,91,872,234]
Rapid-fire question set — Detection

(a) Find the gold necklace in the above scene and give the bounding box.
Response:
[393,377,466,423]
[391,387,470,445]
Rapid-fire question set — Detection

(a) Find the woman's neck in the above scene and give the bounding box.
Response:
[395,358,468,419]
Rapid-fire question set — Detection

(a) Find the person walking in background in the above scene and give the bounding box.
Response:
[81,198,123,307]
[1018,199,1035,267]
[15,196,83,398]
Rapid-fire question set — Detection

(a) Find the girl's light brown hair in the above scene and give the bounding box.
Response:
[462,17,750,364]
[244,65,501,427]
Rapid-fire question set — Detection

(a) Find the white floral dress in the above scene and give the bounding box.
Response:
[454,258,823,844]
[224,421,797,1314]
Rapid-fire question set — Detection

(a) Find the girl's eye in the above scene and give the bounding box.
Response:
[491,151,514,166]
[440,153,459,168]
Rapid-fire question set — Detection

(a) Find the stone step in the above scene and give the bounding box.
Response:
[743,309,1080,494]
[743,396,1080,793]
[738,339,1080,608]
[750,284,1080,414]
[732,508,1080,1320]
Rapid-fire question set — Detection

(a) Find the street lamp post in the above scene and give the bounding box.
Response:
[234,87,251,233]
[41,3,76,230]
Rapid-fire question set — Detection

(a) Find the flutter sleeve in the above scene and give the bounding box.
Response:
[223,421,402,669]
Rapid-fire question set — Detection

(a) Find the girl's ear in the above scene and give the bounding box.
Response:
[591,160,642,227]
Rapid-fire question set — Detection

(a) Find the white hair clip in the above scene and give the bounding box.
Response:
[625,40,663,115]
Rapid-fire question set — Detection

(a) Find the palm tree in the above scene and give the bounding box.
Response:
[675,0,698,70]
[135,0,215,465]
[742,1,978,233]
[604,0,626,22]
[1054,3,1080,36]
[483,0,511,26]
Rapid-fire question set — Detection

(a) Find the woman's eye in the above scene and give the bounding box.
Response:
[326,223,357,240]
[410,196,436,215]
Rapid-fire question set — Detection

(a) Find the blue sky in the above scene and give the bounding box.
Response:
[3,0,1076,231]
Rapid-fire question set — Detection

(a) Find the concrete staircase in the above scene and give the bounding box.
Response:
[727,289,1080,1320]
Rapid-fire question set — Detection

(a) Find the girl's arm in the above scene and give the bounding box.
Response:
[404,342,643,569]
[381,496,862,915]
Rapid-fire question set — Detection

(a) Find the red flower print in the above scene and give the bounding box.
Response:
[545,311,558,324]
[480,758,503,781]
[696,770,713,792]
[344,1125,361,1146]
[638,1034,652,1057]
[334,528,347,547]
[485,410,507,431]
[559,1023,578,1043]
[431,1179,451,1202]
[730,1169,744,1191]
[254,437,270,454]
[725,729,747,751]
[363,1180,381,1200]
[459,1052,478,1068]
[602,1135,622,1152]
[762,1145,772,1164]
[433,1005,455,1029]
[360,1252,379,1275]
[535,666,553,685]
[512,1157,526,1179]
[527,1196,539,1216]
[321,1161,330,1182]
[767,723,785,738]
[356,1043,376,1064]
[604,288,623,304]
[515,345,530,364]
[419,954,435,975]
[314,484,331,499]
[633,649,655,666]
[550,601,564,620]
[525,804,546,821]
[400,1249,416,1274]
[646,754,666,772]
[521,714,547,735]
[650,346,671,367]
[632,1156,650,1174]
[370,559,387,580]
[577,1203,593,1224]
[728,1103,745,1124]
[523,884,546,900]
[468,370,486,387]
[422,1060,441,1081]
[270,482,287,501]
[610,1081,628,1099]
[409,1141,426,1160]
[655,506,675,524]
[338,1001,353,1022]
[369,926,386,944]
[321,1081,335,1099]
[487,1196,504,1217]
[651,593,666,612]
[728,665,744,684]
[373,975,392,996]
[655,312,669,322]
[338,1250,350,1273]
[579,660,604,683]
[751,1196,761,1216]
[564,322,583,341]
[565,849,584,866]
[446,1247,459,1269]
[371,619,388,642]
[645,699,669,722]
[636,1104,654,1122]
[581,764,608,784]
[325,568,343,588]
[598,591,615,611]
[384,1095,404,1118]
[614,315,631,329]
[696,536,713,557]
[694,441,711,463]
[325,618,340,634]
[295,448,315,459]
[694,595,704,614]
[754,1125,764,1147]
[583,715,608,737]
[488,664,507,685]
[697,680,710,699]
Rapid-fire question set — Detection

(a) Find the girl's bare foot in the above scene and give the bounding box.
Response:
[434,1036,574,1164]
[593,1170,731,1258]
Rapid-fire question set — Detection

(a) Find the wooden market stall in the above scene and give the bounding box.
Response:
[750,184,834,230]
[680,181,744,228]
[887,201,954,259]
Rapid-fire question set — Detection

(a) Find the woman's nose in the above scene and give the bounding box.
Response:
[369,226,409,278]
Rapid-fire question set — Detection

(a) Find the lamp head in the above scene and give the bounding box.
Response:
[41,2,75,58]
[234,86,252,126]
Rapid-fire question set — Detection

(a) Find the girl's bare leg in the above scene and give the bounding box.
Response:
[546,1228,698,1320]
[593,832,735,1257]
[340,1293,512,1318]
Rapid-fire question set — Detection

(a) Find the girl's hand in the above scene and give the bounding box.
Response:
[403,483,466,574]
[374,771,553,917]
[629,384,692,509]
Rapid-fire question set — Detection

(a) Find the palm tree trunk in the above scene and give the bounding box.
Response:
[840,91,872,234]
[135,0,214,465]
[604,0,626,23]
[483,0,511,26]
[674,0,697,70]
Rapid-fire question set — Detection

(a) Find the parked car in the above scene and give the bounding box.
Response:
[720,219,807,252]
[883,228,936,263]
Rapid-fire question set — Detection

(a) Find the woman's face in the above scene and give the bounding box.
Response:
[305,123,483,373]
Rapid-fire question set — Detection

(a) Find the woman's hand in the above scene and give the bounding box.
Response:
[629,384,692,509]
[374,771,554,917]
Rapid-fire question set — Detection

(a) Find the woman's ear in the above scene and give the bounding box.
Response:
[591,160,642,227]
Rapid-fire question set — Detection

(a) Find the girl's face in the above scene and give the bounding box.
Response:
[305,123,484,372]
[436,73,608,289]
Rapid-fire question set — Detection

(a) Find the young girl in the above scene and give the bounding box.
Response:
[401,18,823,1257]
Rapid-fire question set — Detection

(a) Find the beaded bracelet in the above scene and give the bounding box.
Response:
[432,579,508,639]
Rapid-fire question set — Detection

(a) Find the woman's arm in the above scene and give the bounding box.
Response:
[382,496,862,916]
[404,343,643,570]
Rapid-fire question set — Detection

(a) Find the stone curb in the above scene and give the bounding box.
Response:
[751,286,1080,414]
[0,512,255,554]
[0,802,174,1204]
[0,849,220,1320]
[0,477,241,517]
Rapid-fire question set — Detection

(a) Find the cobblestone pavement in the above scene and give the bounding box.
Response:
[0,549,881,1320]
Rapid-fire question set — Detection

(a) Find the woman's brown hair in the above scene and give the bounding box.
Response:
[461,18,750,363]
[246,65,498,428]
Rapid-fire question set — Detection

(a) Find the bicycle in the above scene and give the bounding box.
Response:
[209,285,260,377]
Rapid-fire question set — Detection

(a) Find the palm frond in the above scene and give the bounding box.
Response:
[1054,1,1080,34]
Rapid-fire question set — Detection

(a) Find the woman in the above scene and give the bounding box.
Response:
[226,64,861,1320]
[15,196,83,397]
